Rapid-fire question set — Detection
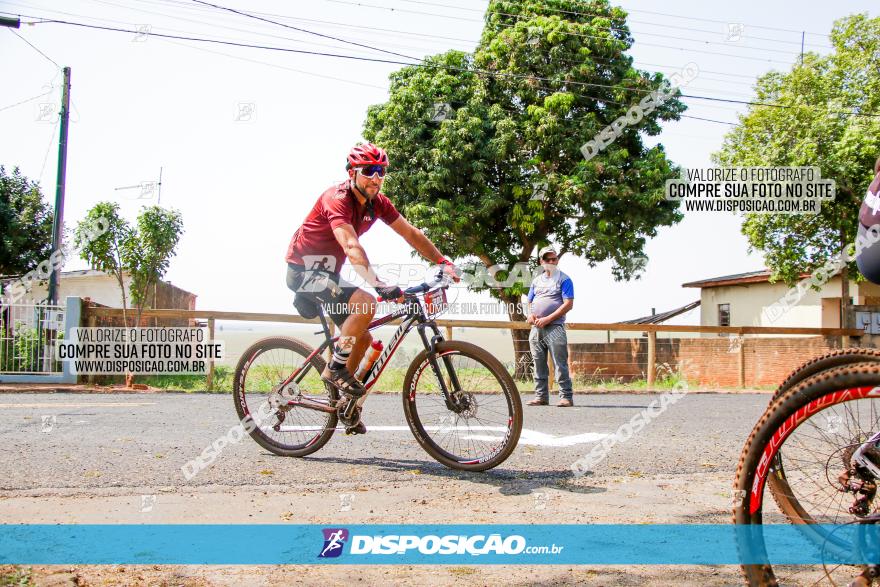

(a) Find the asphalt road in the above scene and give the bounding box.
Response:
[0,391,771,586]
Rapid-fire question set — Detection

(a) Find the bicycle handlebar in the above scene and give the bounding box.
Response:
[377,269,450,302]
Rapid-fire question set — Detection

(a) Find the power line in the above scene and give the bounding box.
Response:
[0,89,54,113]
[7,27,61,68]
[151,0,835,49]
[136,0,817,65]
[223,6,806,78]
[155,5,797,81]
[167,5,865,117]
[678,114,736,126]
[480,1,830,52]
[399,0,834,42]
[627,6,831,38]
[189,0,715,102]
[120,3,777,104]
[0,6,716,106]
[8,11,701,131]
[167,7,734,119]
[129,0,481,44]
[85,0,454,57]
[2,3,803,85]
[38,117,60,185]
[189,0,422,63]
[161,36,387,90]
[21,16,880,119]
[321,0,799,64]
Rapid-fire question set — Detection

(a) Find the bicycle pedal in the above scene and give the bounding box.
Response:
[345,421,367,435]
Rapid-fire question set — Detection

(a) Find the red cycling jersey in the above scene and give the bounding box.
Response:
[286,179,401,272]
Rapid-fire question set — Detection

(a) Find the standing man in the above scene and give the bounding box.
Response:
[526,246,575,407]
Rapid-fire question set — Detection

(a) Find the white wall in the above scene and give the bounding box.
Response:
[698,276,851,333]
[19,274,134,308]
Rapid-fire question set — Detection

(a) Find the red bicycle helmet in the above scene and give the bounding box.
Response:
[347,143,389,169]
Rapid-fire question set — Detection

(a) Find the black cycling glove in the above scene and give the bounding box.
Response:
[375,283,403,301]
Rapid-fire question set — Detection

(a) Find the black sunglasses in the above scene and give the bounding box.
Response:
[357,165,387,178]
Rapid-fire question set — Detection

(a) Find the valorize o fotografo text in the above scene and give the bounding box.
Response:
[665,167,835,215]
[56,327,223,374]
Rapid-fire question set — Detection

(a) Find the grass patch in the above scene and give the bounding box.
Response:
[139,366,233,393]
[514,362,693,393]
[138,365,516,395]
[139,362,750,395]
[0,566,33,587]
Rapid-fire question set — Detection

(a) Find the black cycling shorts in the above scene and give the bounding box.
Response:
[286,263,358,327]
[857,224,880,285]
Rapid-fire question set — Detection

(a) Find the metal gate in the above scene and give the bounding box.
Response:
[0,297,79,383]
[0,303,64,374]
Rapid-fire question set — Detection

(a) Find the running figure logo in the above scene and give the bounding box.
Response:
[318,528,349,558]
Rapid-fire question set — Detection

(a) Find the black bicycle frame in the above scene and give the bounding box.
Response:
[280,292,464,412]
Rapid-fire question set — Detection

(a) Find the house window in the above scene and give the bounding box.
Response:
[718,303,731,327]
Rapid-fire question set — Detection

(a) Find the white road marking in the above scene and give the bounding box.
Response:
[0,403,156,408]
[276,425,610,447]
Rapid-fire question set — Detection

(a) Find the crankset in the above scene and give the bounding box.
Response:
[336,397,361,428]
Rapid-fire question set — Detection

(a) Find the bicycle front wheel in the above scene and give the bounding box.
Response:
[402,340,522,472]
[233,336,338,457]
[735,363,880,586]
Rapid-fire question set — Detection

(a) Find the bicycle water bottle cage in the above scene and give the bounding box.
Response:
[293,294,320,319]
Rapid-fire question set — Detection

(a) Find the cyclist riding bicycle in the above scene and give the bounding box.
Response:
[285,142,460,434]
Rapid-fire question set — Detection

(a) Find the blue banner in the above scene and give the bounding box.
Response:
[1,524,878,565]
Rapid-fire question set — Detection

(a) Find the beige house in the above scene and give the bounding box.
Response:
[1,269,196,310]
[683,270,880,331]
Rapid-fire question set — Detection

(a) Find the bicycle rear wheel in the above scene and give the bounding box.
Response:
[735,363,880,586]
[402,340,522,472]
[766,349,880,549]
[771,348,880,403]
[233,336,338,457]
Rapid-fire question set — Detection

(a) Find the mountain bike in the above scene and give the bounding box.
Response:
[232,270,522,472]
[734,348,880,585]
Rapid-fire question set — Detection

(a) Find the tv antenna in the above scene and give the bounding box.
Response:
[114,167,163,204]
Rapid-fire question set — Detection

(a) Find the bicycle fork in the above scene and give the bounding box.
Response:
[416,324,465,412]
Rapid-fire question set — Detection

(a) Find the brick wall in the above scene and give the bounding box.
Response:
[569,339,679,383]
[569,336,841,387]
[677,336,841,387]
[153,281,197,312]
[84,298,196,328]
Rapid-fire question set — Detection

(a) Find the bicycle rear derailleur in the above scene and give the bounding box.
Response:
[840,444,880,516]
[267,382,301,432]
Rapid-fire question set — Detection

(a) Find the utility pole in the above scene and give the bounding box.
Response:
[47,66,71,305]
[800,32,805,66]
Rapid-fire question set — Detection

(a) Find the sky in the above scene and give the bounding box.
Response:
[1,0,876,325]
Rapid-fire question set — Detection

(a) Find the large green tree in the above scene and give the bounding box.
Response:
[0,166,54,275]
[714,13,880,326]
[363,0,685,374]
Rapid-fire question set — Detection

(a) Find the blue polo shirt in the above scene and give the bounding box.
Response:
[527,270,574,325]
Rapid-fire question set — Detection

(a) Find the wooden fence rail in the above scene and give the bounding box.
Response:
[82,305,865,391]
